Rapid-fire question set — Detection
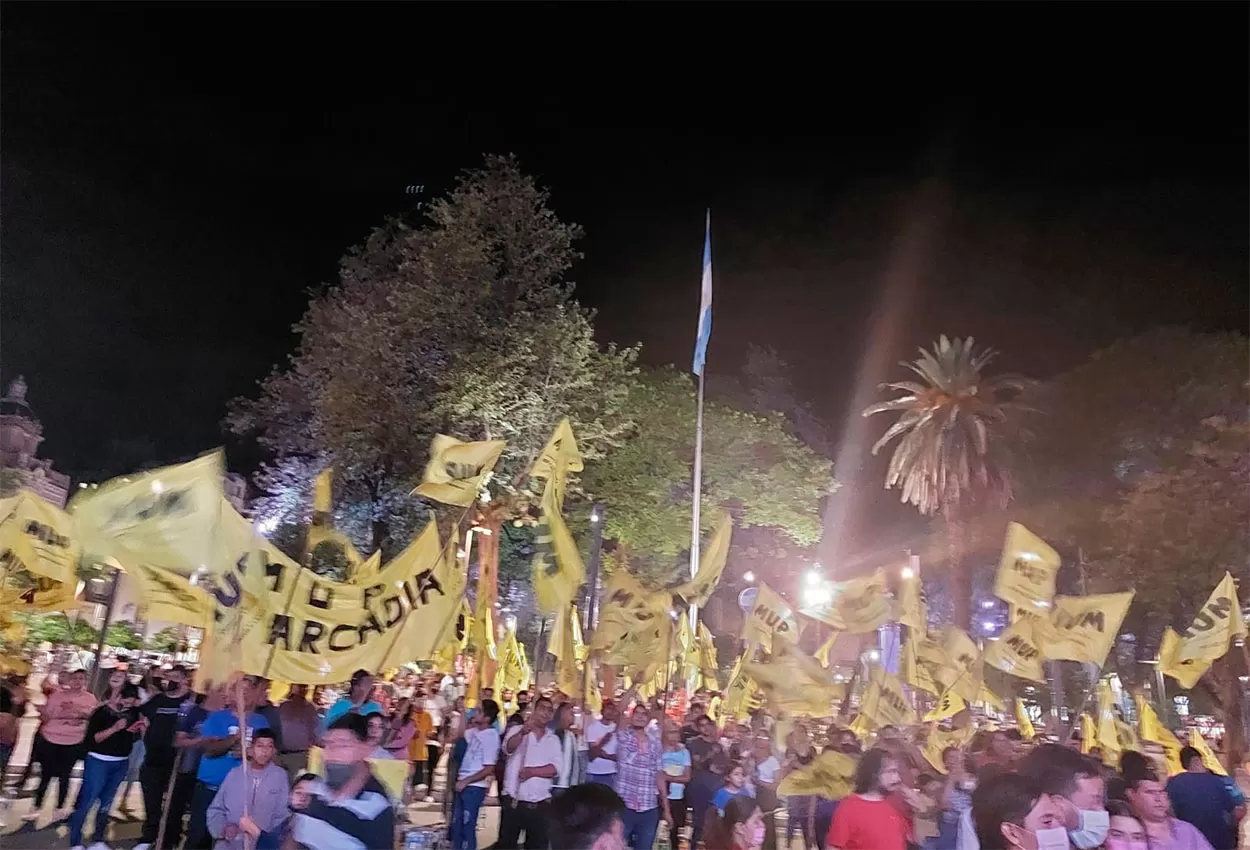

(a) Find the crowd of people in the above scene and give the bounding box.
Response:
[0,663,1245,850]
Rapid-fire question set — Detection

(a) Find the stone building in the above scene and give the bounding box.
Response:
[0,376,71,508]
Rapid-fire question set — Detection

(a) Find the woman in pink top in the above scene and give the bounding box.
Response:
[24,667,98,821]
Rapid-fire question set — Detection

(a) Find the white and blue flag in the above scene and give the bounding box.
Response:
[692,210,713,376]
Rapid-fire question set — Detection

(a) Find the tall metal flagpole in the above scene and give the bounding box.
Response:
[688,210,712,655]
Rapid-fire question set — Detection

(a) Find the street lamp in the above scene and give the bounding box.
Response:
[743,571,756,584]
[804,569,822,587]
[901,566,915,580]
[804,582,834,607]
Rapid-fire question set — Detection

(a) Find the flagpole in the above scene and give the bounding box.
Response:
[689,371,706,636]
[688,209,712,691]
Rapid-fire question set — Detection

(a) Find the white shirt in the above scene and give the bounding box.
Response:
[756,754,782,785]
[457,725,501,788]
[507,727,562,803]
[586,719,618,775]
[502,726,525,798]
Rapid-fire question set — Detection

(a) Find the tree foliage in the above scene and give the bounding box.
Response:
[582,367,833,584]
[228,155,638,554]
[22,613,97,648]
[105,620,143,651]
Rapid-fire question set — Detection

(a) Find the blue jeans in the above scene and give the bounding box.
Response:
[451,784,486,850]
[69,755,128,847]
[588,773,617,789]
[622,806,660,850]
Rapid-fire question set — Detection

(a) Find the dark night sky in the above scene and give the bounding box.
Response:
[2,4,1246,547]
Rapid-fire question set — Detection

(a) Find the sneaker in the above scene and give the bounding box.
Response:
[87,842,112,850]
[70,846,86,850]
[134,843,153,850]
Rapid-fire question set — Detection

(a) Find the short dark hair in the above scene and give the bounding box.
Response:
[120,683,141,700]
[350,669,372,688]
[852,748,894,794]
[294,772,318,785]
[480,698,500,722]
[363,711,385,724]
[1019,743,1101,798]
[549,782,625,850]
[973,771,1046,850]
[169,664,188,676]
[1124,770,1160,792]
[1107,799,1138,819]
[328,712,369,742]
[1119,750,1150,780]
[1179,746,1203,769]
[253,728,276,744]
[535,696,553,710]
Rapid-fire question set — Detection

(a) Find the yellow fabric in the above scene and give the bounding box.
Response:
[859,665,917,727]
[1095,681,1121,767]
[307,747,410,801]
[1015,699,1036,740]
[671,512,732,608]
[1041,593,1134,666]
[744,647,846,716]
[984,612,1047,683]
[925,687,967,722]
[1136,696,1184,776]
[898,568,927,630]
[1161,573,1246,688]
[408,709,435,761]
[0,491,80,584]
[532,484,586,615]
[741,582,798,652]
[413,435,506,507]
[528,418,584,508]
[590,566,672,667]
[799,569,892,633]
[994,523,1060,613]
[777,750,856,798]
[1189,728,1227,776]
[71,450,227,578]
[312,469,333,515]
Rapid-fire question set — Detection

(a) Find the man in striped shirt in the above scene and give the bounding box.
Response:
[614,705,664,850]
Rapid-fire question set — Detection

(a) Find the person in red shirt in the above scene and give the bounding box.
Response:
[827,749,916,850]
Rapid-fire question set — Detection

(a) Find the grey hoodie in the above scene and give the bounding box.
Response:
[206,760,290,850]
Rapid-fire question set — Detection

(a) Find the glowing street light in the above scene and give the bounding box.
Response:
[901,566,915,580]
[804,569,822,587]
[804,582,834,607]
[981,599,995,610]
[743,571,756,584]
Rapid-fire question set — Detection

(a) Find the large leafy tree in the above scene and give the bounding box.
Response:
[582,367,833,587]
[228,156,639,562]
[863,336,1031,629]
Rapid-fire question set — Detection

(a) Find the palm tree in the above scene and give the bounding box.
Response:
[863,336,1031,629]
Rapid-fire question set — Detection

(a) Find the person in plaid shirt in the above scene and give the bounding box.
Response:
[615,705,664,850]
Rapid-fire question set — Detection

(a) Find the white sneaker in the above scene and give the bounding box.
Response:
[134,843,153,850]
[87,842,112,850]
[70,845,86,850]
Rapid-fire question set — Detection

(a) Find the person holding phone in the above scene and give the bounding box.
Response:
[69,682,147,850]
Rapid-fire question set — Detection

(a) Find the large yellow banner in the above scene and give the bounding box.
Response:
[859,665,917,727]
[983,612,1047,683]
[0,492,80,584]
[741,582,798,651]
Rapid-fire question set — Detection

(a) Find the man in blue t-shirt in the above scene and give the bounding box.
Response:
[1167,745,1238,850]
[184,677,271,850]
[321,669,382,735]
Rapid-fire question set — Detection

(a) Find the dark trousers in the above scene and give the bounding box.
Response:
[33,736,78,810]
[688,777,716,849]
[412,758,428,789]
[513,799,551,850]
[139,758,176,844]
[162,771,198,849]
[184,780,219,850]
[757,786,778,850]
[497,795,519,848]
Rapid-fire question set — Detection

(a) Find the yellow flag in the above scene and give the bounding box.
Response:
[1136,696,1184,776]
[1080,714,1098,755]
[777,751,856,798]
[744,646,846,716]
[591,565,672,664]
[413,435,507,507]
[532,485,586,614]
[724,650,761,720]
[1042,592,1134,666]
[313,469,333,515]
[1015,699,1036,740]
[903,632,942,696]
[672,511,732,607]
[921,725,975,774]
[742,582,798,651]
[0,491,80,583]
[528,418,583,507]
[72,451,226,578]
[494,626,530,695]
[925,687,967,722]
[800,569,893,633]
[898,567,927,630]
[0,572,79,613]
[815,631,840,669]
[1189,728,1226,776]
[860,665,917,727]
[129,561,215,627]
[1095,681,1121,767]
[984,612,1047,683]
[994,523,1060,613]
[1161,573,1245,688]
[550,605,584,697]
[696,622,720,691]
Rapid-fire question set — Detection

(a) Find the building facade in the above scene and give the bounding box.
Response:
[0,376,71,508]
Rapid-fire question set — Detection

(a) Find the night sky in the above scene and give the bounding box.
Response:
[3,5,1246,548]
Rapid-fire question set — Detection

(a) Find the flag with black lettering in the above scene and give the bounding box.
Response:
[994,523,1060,614]
[741,582,798,651]
[71,451,227,578]
[590,565,672,667]
[1041,592,1134,666]
[1160,573,1245,688]
[924,686,967,722]
[859,665,917,727]
[800,569,893,633]
[528,418,583,507]
[413,435,507,507]
[777,751,856,798]
[983,612,1047,683]
[0,491,79,584]
[532,485,586,614]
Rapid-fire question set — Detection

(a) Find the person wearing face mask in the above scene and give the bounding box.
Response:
[291,713,394,849]
[958,744,1107,850]
[70,682,147,850]
[549,781,628,850]
[828,749,916,850]
[706,796,767,850]
[134,664,192,850]
[970,771,1065,850]
[1125,772,1214,850]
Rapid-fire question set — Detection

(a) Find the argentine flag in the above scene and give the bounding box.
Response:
[692,211,713,376]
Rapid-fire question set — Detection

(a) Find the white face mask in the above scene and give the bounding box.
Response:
[1068,809,1110,850]
[1034,826,1070,850]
